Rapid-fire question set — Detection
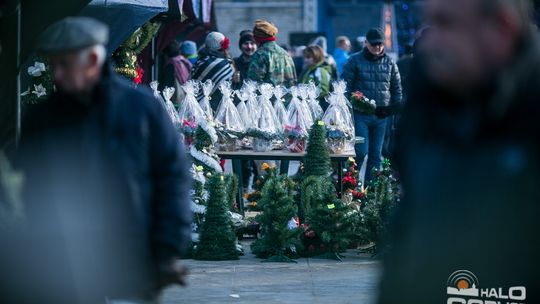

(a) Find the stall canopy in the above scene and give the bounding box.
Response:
[79,0,169,53]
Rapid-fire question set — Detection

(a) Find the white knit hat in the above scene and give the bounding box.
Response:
[205,31,227,51]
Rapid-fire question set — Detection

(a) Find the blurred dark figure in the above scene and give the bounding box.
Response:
[160,40,192,101]
[379,0,540,303]
[6,17,192,303]
[382,44,414,159]
[232,30,257,90]
[342,28,402,182]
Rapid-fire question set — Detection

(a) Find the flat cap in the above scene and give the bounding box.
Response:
[38,16,109,53]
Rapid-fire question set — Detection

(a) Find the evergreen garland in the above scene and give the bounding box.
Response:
[113,21,161,80]
[303,121,331,177]
[251,173,302,262]
[195,174,239,261]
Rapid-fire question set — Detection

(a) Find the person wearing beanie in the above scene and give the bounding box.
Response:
[160,40,193,102]
[190,31,235,110]
[232,30,257,89]
[180,40,198,65]
[247,19,297,87]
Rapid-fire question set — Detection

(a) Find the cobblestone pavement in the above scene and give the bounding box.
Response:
[160,241,382,304]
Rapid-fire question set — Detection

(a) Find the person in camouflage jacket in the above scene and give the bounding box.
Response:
[247,19,297,87]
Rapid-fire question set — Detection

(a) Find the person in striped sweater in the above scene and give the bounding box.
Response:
[190,31,235,110]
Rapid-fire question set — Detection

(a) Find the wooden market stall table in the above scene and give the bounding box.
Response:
[218,148,359,214]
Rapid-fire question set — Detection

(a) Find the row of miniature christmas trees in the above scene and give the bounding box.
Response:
[194,119,399,262]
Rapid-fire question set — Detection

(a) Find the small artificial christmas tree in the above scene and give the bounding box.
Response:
[251,172,302,262]
[302,177,354,260]
[300,121,355,260]
[357,159,400,254]
[303,121,330,177]
[195,174,239,261]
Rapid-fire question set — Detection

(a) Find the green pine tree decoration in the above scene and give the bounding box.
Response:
[251,173,302,262]
[358,159,400,253]
[195,174,239,261]
[303,176,354,260]
[193,125,218,176]
[303,121,331,178]
[113,21,161,80]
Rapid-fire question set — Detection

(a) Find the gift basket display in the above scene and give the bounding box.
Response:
[214,82,245,151]
[199,79,214,120]
[162,86,182,130]
[323,81,355,154]
[246,83,281,152]
[178,80,206,146]
[291,85,314,129]
[273,85,289,128]
[307,82,324,121]
[284,87,312,153]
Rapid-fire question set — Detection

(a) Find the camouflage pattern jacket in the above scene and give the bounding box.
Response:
[247,41,297,87]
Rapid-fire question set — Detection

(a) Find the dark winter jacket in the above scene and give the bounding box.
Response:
[377,33,540,304]
[342,48,402,114]
[10,63,192,303]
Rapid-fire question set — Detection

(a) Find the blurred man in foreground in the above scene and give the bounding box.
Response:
[7,17,192,303]
[378,0,540,303]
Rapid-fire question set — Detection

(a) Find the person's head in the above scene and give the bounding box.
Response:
[180,40,198,63]
[303,45,325,68]
[336,36,351,52]
[38,17,109,94]
[252,19,279,46]
[365,28,385,56]
[422,0,534,91]
[205,31,230,57]
[311,36,328,52]
[164,40,181,58]
[239,31,257,57]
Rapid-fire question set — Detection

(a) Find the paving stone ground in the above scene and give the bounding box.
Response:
[160,240,382,304]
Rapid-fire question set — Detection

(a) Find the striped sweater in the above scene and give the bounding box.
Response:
[190,51,234,110]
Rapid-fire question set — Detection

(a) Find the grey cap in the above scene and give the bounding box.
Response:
[38,16,109,53]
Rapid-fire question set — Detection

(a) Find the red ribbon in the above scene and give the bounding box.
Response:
[221,37,230,50]
[254,35,276,44]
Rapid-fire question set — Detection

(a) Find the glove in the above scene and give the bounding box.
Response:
[375,106,391,119]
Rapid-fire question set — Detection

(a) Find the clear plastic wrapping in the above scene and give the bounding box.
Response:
[285,86,311,153]
[162,86,182,130]
[244,81,260,128]
[214,82,245,151]
[273,85,289,128]
[307,81,324,121]
[178,80,206,146]
[199,79,214,120]
[246,83,281,152]
[323,81,355,154]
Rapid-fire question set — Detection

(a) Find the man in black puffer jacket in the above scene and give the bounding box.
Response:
[342,28,402,181]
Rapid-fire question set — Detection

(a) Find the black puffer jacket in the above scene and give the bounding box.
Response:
[342,48,402,110]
